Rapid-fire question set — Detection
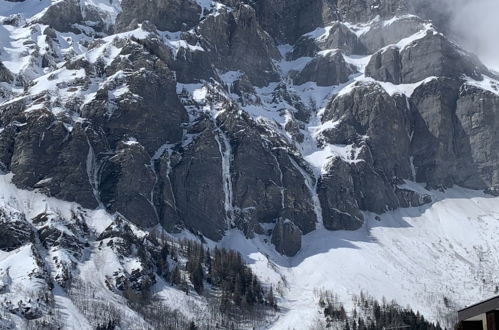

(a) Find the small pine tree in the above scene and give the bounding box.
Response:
[171,266,181,286]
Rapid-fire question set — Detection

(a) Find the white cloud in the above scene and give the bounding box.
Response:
[423,0,499,72]
[448,0,499,72]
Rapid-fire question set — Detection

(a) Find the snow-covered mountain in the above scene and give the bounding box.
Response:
[0,0,498,328]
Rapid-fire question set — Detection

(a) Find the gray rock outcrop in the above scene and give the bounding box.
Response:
[366,32,487,84]
[291,51,354,86]
[271,218,302,257]
[116,0,202,32]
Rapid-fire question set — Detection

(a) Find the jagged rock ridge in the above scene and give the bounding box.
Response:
[1,0,498,258]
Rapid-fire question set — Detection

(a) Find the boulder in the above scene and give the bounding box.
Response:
[271,218,302,257]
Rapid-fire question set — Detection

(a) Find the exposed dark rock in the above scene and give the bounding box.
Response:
[196,4,281,86]
[221,110,316,234]
[9,111,98,209]
[350,159,399,213]
[323,82,413,179]
[359,15,427,53]
[410,77,478,189]
[251,0,338,43]
[284,116,305,143]
[222,112,286,227]
[366,32,487,84]
[38,224,84,256]
[318,157,364,231]
[37,0,108,34]
[0,0,498,262]
[0,125,16,172]
[365,46,402,84]
[99,141,158,228]
[81,39,187,153]
[455,85,499,188]
[0,209,33,251]
[274,150,317,234]
[290,22,364,59]
[0,62,14,83]
[169,118,227,241]
[318,82,436,216]
[97,216,138,242]
[98,218,157,292]
[291,51,353,86]
[271,218,302,257]
[395,187,432,207]
[116,0,202,33]
[337,0,408,23]
[154,152,182,234]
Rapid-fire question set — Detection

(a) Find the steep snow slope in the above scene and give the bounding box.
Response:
[219,184,499,328]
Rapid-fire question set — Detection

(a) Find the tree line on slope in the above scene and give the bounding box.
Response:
[69,235,278,329]
[315,290,442,330]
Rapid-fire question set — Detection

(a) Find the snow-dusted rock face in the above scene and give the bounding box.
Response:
[3,0,498,254]
[0,0,499,328]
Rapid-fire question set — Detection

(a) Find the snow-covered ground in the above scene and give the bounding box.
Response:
[219,184,499,329]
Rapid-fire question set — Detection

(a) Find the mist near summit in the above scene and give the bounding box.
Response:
[415,0,499,72]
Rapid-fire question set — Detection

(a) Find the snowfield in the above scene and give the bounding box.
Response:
[218,184,499,329]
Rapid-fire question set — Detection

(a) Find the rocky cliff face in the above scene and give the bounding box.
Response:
[0,0,498,260]
[1,0,499,328]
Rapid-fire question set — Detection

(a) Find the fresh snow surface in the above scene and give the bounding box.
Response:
[0,173,113,235]
[374,76,438,97]
[465,75,499,96]
[394,23,435,50]
[0,245,46,302]
[219,185,499,329]
[304,143,363,173]
[383,14,420,27]
[0,0,52,20]
[84,0,122,25]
